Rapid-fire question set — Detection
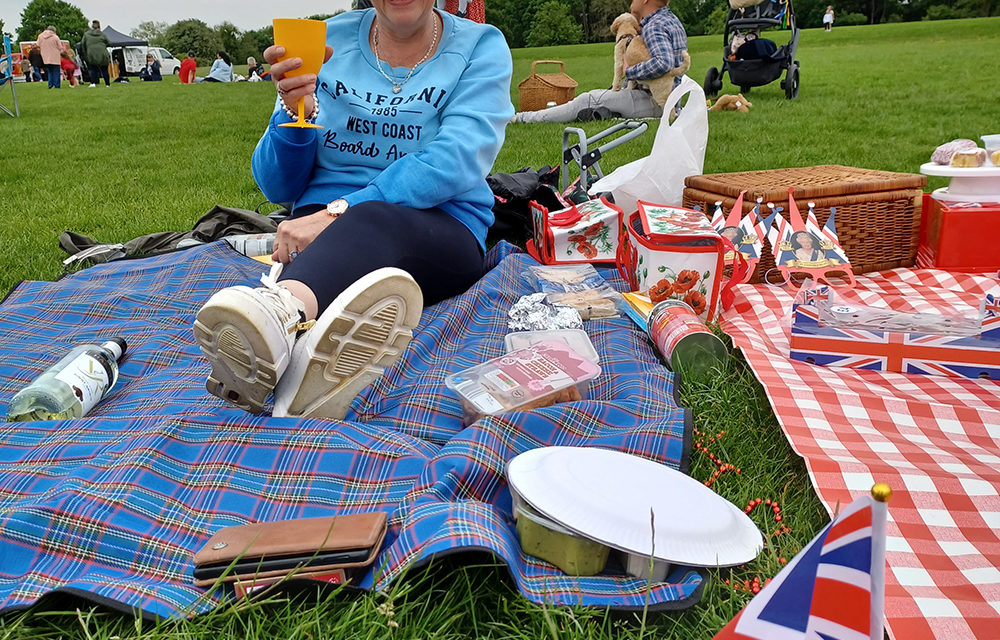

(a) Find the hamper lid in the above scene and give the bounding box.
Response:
[684,165,927,201]
[637,201,718,240]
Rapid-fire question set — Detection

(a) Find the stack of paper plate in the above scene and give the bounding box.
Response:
[507,447,763,570]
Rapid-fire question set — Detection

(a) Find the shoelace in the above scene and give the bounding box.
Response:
[259,263,316,334]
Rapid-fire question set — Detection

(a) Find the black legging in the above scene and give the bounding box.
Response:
[88,64,110,85]
[277,201,485,311]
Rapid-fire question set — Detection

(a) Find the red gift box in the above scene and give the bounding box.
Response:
[917,193,1000,272]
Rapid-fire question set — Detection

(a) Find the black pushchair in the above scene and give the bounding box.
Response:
[704,0,800,100]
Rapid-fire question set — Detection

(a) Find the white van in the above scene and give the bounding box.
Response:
[115,46,181,76]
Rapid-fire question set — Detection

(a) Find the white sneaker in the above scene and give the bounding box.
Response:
[193,263,311,413]
[273,267,422,420]
[89,83,95,87]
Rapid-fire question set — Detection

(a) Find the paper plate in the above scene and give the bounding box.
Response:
[506,447,763,567]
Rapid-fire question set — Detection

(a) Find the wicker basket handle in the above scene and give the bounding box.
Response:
[531,60,565,74]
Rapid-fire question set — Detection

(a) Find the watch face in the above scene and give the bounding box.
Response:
[328,199,348,215]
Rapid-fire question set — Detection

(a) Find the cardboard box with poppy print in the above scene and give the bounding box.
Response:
[617,201,742,323]
[527,197,624,265]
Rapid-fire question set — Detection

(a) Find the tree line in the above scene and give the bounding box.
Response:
[488,0,995,44]
[6,0,995,57]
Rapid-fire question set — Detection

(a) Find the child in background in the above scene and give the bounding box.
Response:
[823,6,834,32]
[59,51,80,87]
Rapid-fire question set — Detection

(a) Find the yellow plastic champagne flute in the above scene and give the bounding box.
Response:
[272,18,327,129]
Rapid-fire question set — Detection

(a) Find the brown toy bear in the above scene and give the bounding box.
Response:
[708,93,753,112]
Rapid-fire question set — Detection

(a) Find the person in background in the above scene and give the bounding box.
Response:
[81,20,111,87]
[436,0,468,18]
[195,51,232,83]
[36,26,62,89]
[59,50,80,87]
[511,0,686,123]
[246,56,270,81]
[179,51,197,84]
[192,2,513,420]
[139,53,162,81]
[436,0,484,21]
[20,57,37,82]
[823,6,835,31]
[28,45,45,83]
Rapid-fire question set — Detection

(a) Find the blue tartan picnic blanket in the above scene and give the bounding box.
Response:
[0,241,703,619]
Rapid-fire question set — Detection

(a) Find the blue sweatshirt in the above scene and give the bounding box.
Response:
[207,58,232,82]
[252,10,514,251]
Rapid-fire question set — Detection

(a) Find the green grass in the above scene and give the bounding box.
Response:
[1,17,998,639]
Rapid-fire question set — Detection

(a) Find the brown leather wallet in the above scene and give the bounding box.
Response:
[192,512,387,587]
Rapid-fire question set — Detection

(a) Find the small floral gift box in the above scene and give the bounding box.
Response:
[617,201,745,322]
[527,197,624,265]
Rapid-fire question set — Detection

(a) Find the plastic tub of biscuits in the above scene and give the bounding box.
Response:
[445,341,601,426]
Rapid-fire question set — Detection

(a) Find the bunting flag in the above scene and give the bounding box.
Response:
[714,485,890,640]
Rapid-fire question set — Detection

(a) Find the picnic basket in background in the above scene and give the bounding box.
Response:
[518,60,578,112]
[682,165,927,282]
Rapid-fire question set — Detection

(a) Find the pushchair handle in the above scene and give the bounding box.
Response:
[561,120,648,193]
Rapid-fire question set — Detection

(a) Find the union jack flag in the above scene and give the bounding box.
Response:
[714,489,889,640]
[790,295,1000,379]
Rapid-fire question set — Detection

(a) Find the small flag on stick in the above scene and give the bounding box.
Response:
[714,484,891,640]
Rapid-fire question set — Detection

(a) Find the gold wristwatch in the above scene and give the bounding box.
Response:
[326,199,348,217]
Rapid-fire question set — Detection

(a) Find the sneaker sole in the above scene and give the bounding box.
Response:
[273,268,422,420]
[193,287,291,413]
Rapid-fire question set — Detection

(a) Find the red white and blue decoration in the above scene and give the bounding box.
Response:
[790,286,1000,379]
[765,188,855,288]
[711,190,776,284]
[714,485,891,640]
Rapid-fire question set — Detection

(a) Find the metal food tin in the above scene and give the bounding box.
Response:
[646,300,728,376]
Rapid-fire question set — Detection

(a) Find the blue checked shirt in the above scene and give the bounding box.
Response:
[625,7,687,85]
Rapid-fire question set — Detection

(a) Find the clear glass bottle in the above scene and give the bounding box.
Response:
[5,337,128,422]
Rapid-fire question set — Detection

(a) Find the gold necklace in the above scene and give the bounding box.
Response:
[372,16,439,94]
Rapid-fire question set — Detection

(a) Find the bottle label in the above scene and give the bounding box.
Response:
[53,353,110,415]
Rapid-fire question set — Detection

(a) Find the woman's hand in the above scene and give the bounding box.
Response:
[263,44,334,117]
[272,211,335,264]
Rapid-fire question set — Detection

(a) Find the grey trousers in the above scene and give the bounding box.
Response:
[514,88,662,123]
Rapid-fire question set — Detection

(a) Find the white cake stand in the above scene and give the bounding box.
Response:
[919,162,1000,202]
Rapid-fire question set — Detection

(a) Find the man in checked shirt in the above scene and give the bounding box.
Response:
[512,0,687,123]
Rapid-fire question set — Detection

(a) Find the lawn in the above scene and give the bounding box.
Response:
[0,16,998,640]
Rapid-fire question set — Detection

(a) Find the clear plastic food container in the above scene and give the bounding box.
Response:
[503,329,599,365]
[445,341,601,426]
[512,488,610,576]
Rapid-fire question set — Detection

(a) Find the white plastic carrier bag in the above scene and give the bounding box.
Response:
[589,75,708,214]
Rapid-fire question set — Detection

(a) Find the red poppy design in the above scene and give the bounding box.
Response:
[684,290,707,315]
[648,279,673,303]
[674,270,700,292]
[568,234,587,243]
[584,223,604,237]
[578,242,598,259]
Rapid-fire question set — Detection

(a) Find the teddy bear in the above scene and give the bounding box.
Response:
[609,13,690,107]
[708,93,753,113]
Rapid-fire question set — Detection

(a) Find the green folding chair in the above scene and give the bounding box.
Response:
[1,35,21,118]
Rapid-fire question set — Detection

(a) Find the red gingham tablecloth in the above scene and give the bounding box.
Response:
[722,269,1000,640]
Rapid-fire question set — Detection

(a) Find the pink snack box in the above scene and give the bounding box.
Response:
[445,341,602,426]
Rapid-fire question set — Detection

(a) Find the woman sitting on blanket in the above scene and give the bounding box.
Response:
[192,0,513,420]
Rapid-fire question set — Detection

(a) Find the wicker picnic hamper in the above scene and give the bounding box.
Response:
[683,165,927,282]
[518,60,578,112]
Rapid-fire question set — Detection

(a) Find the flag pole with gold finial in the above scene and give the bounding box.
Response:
[870,483,891,640]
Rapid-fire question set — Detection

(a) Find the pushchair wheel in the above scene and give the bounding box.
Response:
[739,85,751,95]
[784,61,800,100]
